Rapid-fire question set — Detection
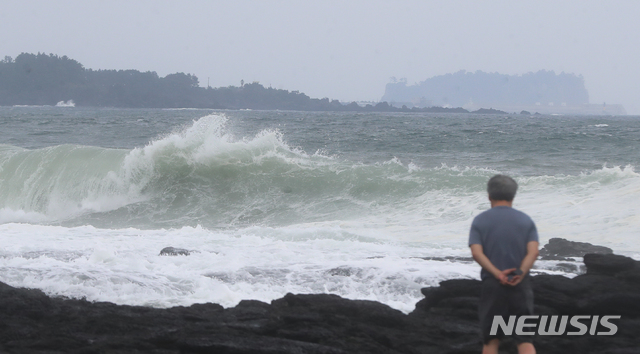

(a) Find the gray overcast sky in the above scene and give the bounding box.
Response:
[1,0,639,113]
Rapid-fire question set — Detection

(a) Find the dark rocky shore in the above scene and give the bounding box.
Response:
[1,239,639,353]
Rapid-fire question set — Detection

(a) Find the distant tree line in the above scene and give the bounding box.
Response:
[0,53,502,113]
[382,70,589,108]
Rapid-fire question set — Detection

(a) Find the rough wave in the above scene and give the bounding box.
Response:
[2,111,640,313]
[1,114,638,232]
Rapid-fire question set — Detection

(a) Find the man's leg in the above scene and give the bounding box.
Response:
[479,278,508,352]
[482,339,500,354]
[510,277,535,354]
[517,342,535,354]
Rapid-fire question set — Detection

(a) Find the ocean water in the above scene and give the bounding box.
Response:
[1,106,639,313]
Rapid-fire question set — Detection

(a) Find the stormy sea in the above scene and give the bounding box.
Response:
[1,106,639,313]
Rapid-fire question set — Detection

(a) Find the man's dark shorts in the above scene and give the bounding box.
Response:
[479,276,534,344]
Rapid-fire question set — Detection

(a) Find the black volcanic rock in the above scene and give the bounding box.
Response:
[540,238,613,260]
[414,279,482,314]
[159,247,191,256]
[584,253,637,275]
[1,253,640,353]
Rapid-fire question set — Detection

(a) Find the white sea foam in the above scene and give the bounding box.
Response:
[0,207,49,224]
[1,163,639,313]
[517,165,640,251]
[2,113,640,313]
[55,100,75,107]
[0,223,480,313]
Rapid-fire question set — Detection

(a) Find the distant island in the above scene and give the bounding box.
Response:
[0,53,505,113]
[382,70,626,115]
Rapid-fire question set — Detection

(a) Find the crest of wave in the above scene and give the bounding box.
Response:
[121,114,316,182]
[0,114,319,223]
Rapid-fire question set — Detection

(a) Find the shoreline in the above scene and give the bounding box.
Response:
[1,239,639,353]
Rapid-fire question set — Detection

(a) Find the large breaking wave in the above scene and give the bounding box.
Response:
[1,114,638,233]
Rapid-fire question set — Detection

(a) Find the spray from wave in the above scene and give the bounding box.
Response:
[1,112,640,312]
[0,114,479,227]
[1,114,638,235]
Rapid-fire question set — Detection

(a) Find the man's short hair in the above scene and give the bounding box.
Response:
[487,175,518,201]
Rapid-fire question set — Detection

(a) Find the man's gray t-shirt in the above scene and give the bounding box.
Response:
[469,206,539,280]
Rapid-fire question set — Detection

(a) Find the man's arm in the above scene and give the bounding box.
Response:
[470,244,515,284]
[508,241,539,286]
[519,241,539,276]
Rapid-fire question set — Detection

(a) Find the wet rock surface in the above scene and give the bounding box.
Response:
[539,237,613,260]
[159,247,192,256]
[1,252,639,353]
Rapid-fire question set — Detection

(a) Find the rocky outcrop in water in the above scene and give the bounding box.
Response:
[1,247,639,353]
[539,237,613,260]
[159,247,192,256]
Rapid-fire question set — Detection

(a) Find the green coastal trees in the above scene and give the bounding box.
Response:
[0,53,348,110]
[0,53,86,105]
[0,53,207,108]
[0,52,491,113]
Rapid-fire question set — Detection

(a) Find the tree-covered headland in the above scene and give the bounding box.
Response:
[0,53,479,112]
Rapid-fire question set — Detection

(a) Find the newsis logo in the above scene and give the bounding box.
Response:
[490,315,621,336]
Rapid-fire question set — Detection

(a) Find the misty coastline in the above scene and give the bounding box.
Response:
[0,53,567,115]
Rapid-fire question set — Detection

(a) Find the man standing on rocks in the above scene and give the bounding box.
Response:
[469,175,540,354]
